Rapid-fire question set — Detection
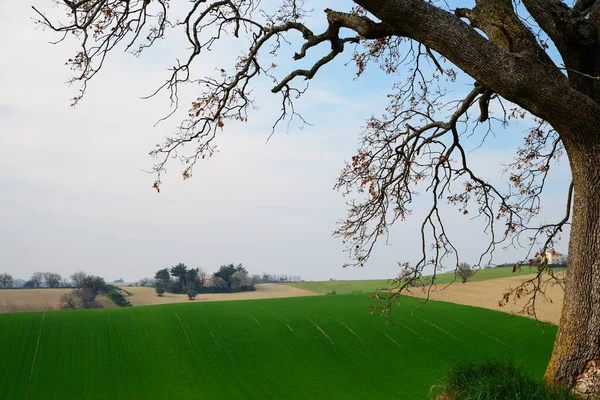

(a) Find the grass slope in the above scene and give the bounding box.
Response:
[287,266,566,294]
[0,294,556,399]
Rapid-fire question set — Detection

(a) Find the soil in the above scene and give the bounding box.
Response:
[404,274,563,324]
[0,288,115,313]
[120,283,319,306]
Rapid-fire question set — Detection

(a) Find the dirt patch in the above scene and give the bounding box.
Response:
[121,283,319,306]
[404,274,563,324]
[0,289,116,313]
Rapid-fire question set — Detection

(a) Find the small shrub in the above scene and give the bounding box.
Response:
[156,286,166,297]
[187,289,197,300]
[433,360,577,400]
[325,290,336,295]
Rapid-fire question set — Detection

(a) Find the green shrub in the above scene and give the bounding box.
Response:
[325,290,336,295]
[106,286,132,307]
[187,289,197,300]
[433,360,577,400]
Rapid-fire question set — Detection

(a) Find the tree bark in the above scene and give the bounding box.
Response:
[545,142,600,386]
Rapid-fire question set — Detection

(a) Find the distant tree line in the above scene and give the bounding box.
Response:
[0,273,13,288]
[16,272,70,288]
[261,273,302,283]
[154,263,261,298]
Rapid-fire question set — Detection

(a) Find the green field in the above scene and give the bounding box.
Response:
[287,266,566,294]
[0,294,556,399]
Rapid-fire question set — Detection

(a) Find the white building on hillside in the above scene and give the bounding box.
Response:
[545,250,567,265]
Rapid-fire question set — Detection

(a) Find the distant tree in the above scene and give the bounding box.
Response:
[155,286,166,297]
[138,277,154,287]
[44,272,62,288]
[210,276,228,290]
[114,278,124,283]
[60,275,107,309]
[70,271,87,288]
[231,270,250,290]
[30,272,44,288]
[168,280,184,294]
[154,268,171,285]
[399,268,418,287]
[23,280,35,288]
[60,278,73,288]
[251,275,262,286]
[214,263,246,288]
[0,273,13,288]
[60,291,80,309]
[187,289,197,300]
[198,268,207,288]
[457,263,475,284]
[170,263,188,288]
[83,275,108,293]
[185,268,200,290]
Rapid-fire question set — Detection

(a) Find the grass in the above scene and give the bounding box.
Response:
[434,360,577,399]
[0,294,557,399]
[286,266,566,294]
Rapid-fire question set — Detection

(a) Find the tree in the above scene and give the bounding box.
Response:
[456,263,475,284]
[138,277,154,287]
[155,286,166,297]
[30,272,44,288]
[214,264,246,288]
[0,273,13,288]
[154,268,171,286]
[198,269,207,288]
[37,0,600,390]
[170,263,188,288]
[70,271,87,288]
[60,275,107,309]
[44,272,62,288]
[23,280,35,289]
[231,270,250,290]
[79,276,108,309]
[210,277,228,291]
[187,289,197,300]
[185,268,200,290]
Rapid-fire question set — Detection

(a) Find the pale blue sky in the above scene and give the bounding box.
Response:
[0,0,571,282]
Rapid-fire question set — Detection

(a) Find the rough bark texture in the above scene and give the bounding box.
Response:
[544,143,600,387]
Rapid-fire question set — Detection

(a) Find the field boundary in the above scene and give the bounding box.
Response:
[24,313,45,400]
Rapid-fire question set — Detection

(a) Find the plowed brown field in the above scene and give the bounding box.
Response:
[0,289,115,313]
[404,274,563,324]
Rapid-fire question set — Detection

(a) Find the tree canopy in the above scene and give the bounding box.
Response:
[37,0,600,392]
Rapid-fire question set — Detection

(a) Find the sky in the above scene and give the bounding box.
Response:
[0,0,572,282]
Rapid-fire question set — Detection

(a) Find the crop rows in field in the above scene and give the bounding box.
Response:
[0,294,556,399]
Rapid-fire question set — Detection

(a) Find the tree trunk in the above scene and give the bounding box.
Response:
[545,145,600,389]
